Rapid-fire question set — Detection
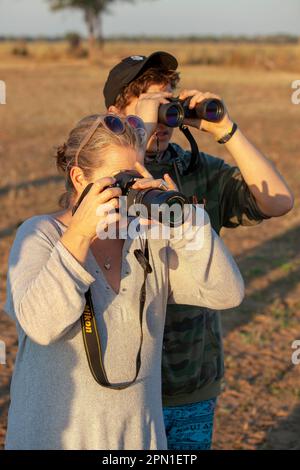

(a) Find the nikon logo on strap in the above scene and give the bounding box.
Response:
[83,306,93,334]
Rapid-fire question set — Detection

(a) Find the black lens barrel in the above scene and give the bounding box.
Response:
[128,188,189,227]
[113,170,189,227]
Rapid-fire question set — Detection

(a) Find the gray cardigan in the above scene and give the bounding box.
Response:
[4,209,244,450]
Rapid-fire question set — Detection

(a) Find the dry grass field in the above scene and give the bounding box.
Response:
[0,41,300,449]
[1,39,300,70]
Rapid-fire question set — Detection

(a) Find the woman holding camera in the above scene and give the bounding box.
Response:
[4,113,244,450]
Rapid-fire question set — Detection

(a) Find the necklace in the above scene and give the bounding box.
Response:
[104,256,112,270]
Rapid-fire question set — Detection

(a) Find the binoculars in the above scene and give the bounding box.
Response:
[158,97,225,127]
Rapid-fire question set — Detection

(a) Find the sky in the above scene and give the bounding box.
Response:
[0,0,299,38]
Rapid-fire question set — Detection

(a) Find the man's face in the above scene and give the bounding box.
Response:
[124,83,174,154]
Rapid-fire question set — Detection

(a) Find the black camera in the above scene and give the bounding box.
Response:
[111,170,189,227]
[158,97,225,128]
[73,170,189,227]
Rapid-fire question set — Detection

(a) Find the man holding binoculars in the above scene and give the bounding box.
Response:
[103,51,293,450]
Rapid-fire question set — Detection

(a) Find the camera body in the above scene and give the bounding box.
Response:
[111,170,189,227]
[158,97,225,128]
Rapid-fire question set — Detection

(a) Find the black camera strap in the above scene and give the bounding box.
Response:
[71,182,94,216]
[81,239,152,390]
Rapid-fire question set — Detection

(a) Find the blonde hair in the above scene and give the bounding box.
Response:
[55,114,142,209]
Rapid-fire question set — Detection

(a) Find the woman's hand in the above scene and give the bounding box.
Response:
[131,162,178,228]
[179,89,234,139]
[67,177,122,243]
[132,161,178,191]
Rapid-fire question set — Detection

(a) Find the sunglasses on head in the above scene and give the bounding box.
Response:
[74,114,147,167]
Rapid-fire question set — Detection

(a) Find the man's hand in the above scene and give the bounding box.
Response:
[179,90,293,217]
[179,89,234,140]
[135,91,173,139]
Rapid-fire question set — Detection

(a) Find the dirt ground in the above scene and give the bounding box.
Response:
[0,53,300,449]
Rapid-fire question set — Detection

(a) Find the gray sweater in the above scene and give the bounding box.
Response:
[4,209,244,450]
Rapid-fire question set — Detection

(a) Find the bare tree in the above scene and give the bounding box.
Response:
[47,0,151,53]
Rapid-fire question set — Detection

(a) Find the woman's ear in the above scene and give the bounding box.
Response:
[69,166,86,193]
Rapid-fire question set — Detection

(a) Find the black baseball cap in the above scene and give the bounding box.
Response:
[103,51,178,108]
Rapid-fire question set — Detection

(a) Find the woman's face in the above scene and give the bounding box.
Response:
[70,145,143,207]
[86,145,142,183]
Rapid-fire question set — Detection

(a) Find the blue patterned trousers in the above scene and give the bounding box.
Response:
[163,398,217,450]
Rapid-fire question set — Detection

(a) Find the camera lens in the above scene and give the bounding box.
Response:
[131,189,188,227]
[161,195,188,227]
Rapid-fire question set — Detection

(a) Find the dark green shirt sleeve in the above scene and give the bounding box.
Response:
[206,155,271,228]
